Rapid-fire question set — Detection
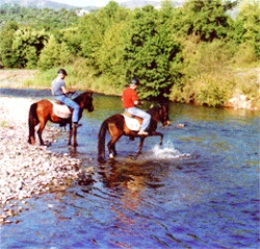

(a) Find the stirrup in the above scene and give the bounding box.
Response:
[73,123,82,128]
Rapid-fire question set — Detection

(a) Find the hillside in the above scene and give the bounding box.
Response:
[0,0,97,10]
[0,0,186,10]
[120,0,185,9]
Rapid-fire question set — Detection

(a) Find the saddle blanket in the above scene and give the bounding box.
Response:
[52,101,71,119]
[122,113,142,131]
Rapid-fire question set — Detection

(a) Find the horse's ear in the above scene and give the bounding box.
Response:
[85,90,93,96]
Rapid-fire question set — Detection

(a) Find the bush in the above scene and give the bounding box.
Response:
[195,74,233,107]
[169,38,237,106]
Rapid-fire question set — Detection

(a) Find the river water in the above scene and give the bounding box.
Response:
[1,89,259,249]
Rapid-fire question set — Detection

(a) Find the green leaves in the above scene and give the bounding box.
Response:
[234,0,260,59]
[124,6,182,100]
[176,0,234,41]
[11,27,47,68]
[0,21,19,68]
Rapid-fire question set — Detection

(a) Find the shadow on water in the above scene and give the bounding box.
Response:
[1,89,259,249]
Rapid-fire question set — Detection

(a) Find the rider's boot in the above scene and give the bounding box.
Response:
[73,122,82,128]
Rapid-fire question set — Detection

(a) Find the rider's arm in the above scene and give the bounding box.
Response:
[134,100,144,106]
[61,86,75,95]
[134,100,139,105]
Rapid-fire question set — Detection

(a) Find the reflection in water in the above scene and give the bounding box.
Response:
[105,161,145,230]
[1,90,259,249]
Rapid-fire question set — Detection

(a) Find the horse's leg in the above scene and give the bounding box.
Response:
[107,135,122,159]
[28,103,38,144]
[137,137,146,156]
[151,131,163,146]
[37,118,47,145]
[68,123,73,146]
[107,123,123,159]
[73,125,78,147]
[111,143,117,156]
[28,123,37,145]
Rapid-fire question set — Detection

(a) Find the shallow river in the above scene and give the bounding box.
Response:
[1,89,259,249]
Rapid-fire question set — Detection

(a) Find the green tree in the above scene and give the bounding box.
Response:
[78,1,129,74]
[96,22,130,88]
[0,21,19,68]
[38,36,73,70]
[124,5,183,100]
[38,35,59,70]
[12,27,47,68]
[58,42,73,65]
[234,0,260,59]
[25,46,38,69]
[174,0,237,41]
[58,27,82,55]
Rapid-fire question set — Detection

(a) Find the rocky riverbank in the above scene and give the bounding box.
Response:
[0,97,93,225]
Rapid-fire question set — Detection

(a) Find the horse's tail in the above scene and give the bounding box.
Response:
[98,119,108,162]
[28,103,38,144]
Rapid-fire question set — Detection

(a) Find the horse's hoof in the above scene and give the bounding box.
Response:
[109,153,114,159]
[98,157,106,163]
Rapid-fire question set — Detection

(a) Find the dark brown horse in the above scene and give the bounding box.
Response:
[98,104,170,162]
[28,91,94,147]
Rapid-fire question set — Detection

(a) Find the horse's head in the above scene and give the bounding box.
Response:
[148,103,170,127]
[159,103,171,126]
[76,91,94,112]
[84,91,94,112]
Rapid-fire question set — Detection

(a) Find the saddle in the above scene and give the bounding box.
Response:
[122,111,142,131]
[52,101,71,119]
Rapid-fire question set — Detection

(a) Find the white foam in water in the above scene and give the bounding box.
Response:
[150,141,190,160]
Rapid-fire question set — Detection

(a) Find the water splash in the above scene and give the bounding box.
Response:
[150,141,190,160]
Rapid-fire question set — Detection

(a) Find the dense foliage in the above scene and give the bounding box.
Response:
[0,0,259,107]
[0,4,79,30]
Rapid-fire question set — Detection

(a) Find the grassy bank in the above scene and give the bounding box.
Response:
[0,67,259,111]
[0,67,123,96]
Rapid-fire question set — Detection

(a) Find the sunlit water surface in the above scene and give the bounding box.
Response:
[1,89,259,249]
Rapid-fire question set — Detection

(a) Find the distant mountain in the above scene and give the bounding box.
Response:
[0,0,185,10]
[120,0,185,9]
[0,0,98,10]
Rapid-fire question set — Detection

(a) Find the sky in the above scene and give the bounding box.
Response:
[53,0,162,7]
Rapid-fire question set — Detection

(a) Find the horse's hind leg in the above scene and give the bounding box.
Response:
[107,135,121,159]
[28,104,38,144]
[72,126,78,147]
[68,124,73,146]
[37,119,47,145]
[137,137,145,156]
[28,124,37,144]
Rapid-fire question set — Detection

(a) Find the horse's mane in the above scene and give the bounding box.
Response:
[73,91,92,102]
[148,106,160,115]
[147,104,164,115]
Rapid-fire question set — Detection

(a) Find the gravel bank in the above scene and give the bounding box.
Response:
[0,96,93,225]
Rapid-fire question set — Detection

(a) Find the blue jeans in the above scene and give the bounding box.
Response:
[126,107,151,132]
[54,95,80,123]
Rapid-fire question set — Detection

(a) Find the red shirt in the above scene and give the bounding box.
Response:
[122,87,138,108]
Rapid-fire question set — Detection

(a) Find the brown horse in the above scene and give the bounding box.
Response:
[28,91,94,147]
[98,104,170,162]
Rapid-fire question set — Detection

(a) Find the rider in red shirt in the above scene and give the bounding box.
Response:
[122,78,151,135]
